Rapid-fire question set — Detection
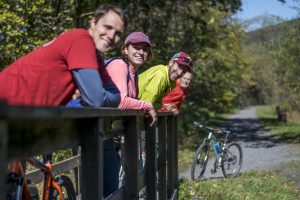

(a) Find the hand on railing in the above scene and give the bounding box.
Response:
[148,109,158,127]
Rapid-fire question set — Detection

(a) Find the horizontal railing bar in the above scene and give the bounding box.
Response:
[26,154,81,183]
[6,106,144,118]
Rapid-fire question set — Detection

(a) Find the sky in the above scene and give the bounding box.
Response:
[235,0,299,20]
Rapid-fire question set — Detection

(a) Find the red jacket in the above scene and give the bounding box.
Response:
[158,80,187,111]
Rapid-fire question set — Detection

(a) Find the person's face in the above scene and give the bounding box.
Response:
[168,61,190,81]
[89,11,125,53]
[179,72,193,89]
[124,43,150,68]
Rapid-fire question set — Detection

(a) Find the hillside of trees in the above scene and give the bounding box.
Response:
[240,17,300,112]
[245,18,300,45]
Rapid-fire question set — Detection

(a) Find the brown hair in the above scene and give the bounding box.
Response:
[120,44,153,64]
[93,5,127,28]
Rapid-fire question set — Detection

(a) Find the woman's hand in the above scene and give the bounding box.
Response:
[148,109,158,127]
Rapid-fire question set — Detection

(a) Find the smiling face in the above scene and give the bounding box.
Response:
[124,43,150,69]
[168,60,190,81]
[88,10,125,53]
[179,72,193,89]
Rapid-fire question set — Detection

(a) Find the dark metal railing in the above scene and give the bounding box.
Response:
[0,101,178,200]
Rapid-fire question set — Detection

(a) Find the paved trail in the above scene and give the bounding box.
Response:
[180,107,300,180]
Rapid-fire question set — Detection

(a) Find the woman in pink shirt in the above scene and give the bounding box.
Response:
[104,32,157,197]
[106,32,157,126]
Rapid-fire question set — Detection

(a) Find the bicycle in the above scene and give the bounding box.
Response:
[6,153,76,200]
[191,121,243,180]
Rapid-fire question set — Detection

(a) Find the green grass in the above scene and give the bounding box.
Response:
[179,170,300,200]
[178,149,194,173]
[256,105,300,142]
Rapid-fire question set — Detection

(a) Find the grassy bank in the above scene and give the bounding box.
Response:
[179,170,300,199]
[256,105,300,142]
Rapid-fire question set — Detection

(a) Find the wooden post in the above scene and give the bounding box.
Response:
[167,116,175,198]
[124,116,139,199]
[173,117,179,193]
[145,118,157,200]
[158,116,167,200]
[275,105,287,122]
[0,101,8,200]
[72,146,80,195]
[80,118,104,200]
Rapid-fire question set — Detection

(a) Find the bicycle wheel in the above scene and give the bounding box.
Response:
[191,144,210,180]
[221,143,243,178]
[51,175,76,200]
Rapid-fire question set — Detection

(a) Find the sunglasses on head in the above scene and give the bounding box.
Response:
[177,57,192,66]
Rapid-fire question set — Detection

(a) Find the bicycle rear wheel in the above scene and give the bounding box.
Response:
[51,175,76,200]
[221,143,243,178]
[191,144,209,180]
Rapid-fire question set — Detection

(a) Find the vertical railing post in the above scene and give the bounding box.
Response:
[72,147,80,195]
[157,116,167,199]
[145,118,157,200]
[167,115,176,198]
[124,116,139,199]
[0,101,8,200]
[173,117,179,195]
[80,117,104,200]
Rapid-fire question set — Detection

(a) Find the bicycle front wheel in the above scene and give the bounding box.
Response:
[191,144,209,180]
[51,175,76,200]
[221,143,243,178]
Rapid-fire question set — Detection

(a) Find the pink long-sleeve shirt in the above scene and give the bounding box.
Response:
[105,59,153,111]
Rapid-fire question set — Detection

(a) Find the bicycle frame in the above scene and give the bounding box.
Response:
[27,157,64,200]
[191,121,243,180]
[7,155,64,200]
[7,161,31,200]
[198,122,230,168]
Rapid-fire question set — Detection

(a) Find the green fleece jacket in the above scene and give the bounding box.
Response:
[138,64,176,110]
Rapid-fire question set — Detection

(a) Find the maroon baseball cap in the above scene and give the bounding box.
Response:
[123,32,152,47]
[171,52,193,71]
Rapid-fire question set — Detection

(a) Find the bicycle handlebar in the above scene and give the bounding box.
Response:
[193,121,230,135]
